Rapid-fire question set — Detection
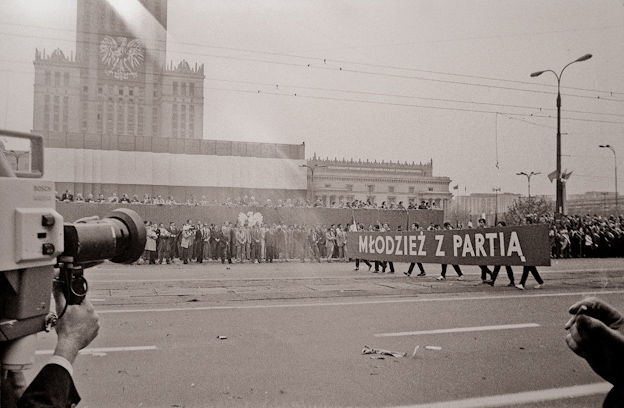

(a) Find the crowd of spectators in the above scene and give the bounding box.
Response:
[138,213,624,267]
[140,220,354,265]
[56,190,439,210]
[547,214,624,258]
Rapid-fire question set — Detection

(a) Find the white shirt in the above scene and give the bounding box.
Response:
[48,355,73,377]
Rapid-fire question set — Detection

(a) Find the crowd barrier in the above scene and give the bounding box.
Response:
[55,202,444,228]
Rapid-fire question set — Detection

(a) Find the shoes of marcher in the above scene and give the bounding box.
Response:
[354,268,359,271]
[404,271,411,276]
[484,280,494,286]
[416,272,426,277]
[373,270,379,273]
[436,276,446,281]
[507,282,515,287]
[456,276,464,281]
[534,284,544,289]
[515,284,525,290]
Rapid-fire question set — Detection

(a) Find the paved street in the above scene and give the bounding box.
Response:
[30,258,624,407]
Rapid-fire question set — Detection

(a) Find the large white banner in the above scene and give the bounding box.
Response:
[45,148,307,190]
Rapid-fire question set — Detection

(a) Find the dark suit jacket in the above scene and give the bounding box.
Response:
[18,364,80,408]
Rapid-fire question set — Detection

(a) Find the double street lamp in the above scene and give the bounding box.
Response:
[599,144,618,215]
[516,171,541,198]
[530,53,592,216]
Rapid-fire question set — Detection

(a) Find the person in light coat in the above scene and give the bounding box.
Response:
[145,222,158,264]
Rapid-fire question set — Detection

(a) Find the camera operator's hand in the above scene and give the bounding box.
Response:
[53,289,100,364]
[565,297,624,389]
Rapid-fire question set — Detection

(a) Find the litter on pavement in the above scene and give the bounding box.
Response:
[362,345,406,358]
[217,335,228,340]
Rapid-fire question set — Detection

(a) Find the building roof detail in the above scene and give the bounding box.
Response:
[309,152,433,171]
[164,59,204,77]
[34,48,76,65]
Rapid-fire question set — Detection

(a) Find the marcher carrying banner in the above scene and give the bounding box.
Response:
[347,225,550,266]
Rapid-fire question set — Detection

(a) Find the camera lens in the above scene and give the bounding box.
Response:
[62,208,146,264]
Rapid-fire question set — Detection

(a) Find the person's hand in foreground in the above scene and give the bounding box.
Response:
[566,297,624,406]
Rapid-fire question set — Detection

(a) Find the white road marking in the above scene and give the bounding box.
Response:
[375,323,540,337]
[395,382,611,408]
[96,289,624,314]
[36,345,157,355]
[87,267,624,283]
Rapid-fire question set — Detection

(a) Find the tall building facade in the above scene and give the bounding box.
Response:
[33,0,204,144]
[308,155,452,210]
[32,0,307,201]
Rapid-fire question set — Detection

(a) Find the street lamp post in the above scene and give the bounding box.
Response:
[599,144,618,215]
[300,164,327,204]
[516,171,541,198]
[493,187,501,225]
[530,53,592,217]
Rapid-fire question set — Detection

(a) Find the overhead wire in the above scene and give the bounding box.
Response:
[315,66,624,103]
[0,26,623,104]
[1,62,623,124]
[2,19,622,97]
[206,86,624,126]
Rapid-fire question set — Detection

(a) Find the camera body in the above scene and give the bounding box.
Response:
[0,178,63,273]
[0,168,63,354]
[0,130,146,371]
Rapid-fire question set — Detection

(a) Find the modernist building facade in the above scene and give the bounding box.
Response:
[32,0,306,201]
[307,155,452,210]
[451,192,521,223]
[567,191,620,215]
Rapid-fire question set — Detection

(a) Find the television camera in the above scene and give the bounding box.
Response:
[0,130,146,378]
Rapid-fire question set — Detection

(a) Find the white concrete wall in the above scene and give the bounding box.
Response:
[44,148,307,190]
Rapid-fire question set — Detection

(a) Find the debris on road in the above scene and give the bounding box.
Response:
[369,355,385,360]
[362,345,406,358]
[411,345,420,358]
[217,335,228,340]
[424,346,442,351]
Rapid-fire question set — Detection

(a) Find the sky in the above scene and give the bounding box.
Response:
[0,0,623,197]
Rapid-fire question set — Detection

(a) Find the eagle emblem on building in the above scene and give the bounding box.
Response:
[99,36,144,80]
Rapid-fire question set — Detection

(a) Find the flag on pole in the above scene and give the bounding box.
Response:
[349,213,358,231]
[547,170,558,183]
[562,170,573,181]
